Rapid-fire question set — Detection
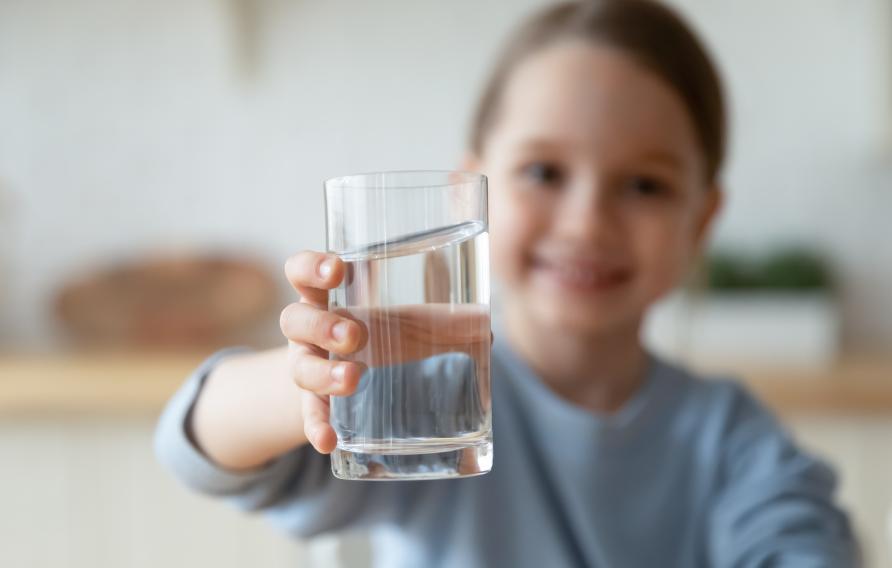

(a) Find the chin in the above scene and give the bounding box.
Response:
[532,300,636,337]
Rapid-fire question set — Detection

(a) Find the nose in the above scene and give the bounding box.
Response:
[551,177,618,246]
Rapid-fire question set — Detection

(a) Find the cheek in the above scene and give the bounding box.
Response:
[632,214,699,292]
[489,187,539,282]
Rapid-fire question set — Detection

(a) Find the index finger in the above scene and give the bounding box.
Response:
[284,251,345,307]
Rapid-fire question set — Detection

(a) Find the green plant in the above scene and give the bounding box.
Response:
[704,247,832,292]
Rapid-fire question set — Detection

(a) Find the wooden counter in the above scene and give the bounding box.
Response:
[1,352,891,416]
[0,352,205,416]
[704,354,892,415]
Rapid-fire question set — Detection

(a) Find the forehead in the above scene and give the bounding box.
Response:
[493,41,702,165]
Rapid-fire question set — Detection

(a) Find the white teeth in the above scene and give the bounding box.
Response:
[533,256,625,288]
[559,266,596,286]
[541,261,621,287]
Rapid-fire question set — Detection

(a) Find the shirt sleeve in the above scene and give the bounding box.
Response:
[153,348,417,538]
[707,383,860,568]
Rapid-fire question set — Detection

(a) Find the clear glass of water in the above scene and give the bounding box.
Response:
[324,170,491,480]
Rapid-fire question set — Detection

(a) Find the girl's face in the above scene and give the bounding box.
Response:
[468,41,721,336]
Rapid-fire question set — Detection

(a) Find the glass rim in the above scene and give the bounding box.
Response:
[324,169,486,191]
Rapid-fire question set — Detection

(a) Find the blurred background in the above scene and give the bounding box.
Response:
[1,0,891,566]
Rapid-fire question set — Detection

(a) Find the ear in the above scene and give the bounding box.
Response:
[693,183,723,251]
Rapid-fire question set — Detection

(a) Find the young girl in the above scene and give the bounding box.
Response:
[156,1,858,566]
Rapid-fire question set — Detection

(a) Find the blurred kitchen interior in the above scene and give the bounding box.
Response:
[1,0,891,567]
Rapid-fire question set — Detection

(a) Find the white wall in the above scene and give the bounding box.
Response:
[672,0,892,348]
[1,0,890,348]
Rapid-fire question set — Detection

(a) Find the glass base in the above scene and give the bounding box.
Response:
[330,434,493,481]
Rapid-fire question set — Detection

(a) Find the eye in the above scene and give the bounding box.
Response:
[626,176,669,197]
[521,162,564,187]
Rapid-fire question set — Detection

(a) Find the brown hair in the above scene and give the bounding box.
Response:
[469,0,727,182]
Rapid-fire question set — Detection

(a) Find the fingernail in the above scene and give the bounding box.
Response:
[318,258,335,278]
[331,363,347,383]
[332,321,349,342]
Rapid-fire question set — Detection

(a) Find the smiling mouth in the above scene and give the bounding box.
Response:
[530,257,632,292]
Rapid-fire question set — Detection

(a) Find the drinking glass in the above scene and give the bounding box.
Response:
[324,170,491,480]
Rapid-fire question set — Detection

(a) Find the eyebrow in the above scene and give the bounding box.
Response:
[514,139,687,170]
[512,137,572,154]
[634,149,686,171]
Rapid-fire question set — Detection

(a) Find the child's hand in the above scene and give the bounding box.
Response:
[281,251,368,454]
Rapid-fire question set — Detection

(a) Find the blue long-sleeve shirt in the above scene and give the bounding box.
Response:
[154,336,858,567]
